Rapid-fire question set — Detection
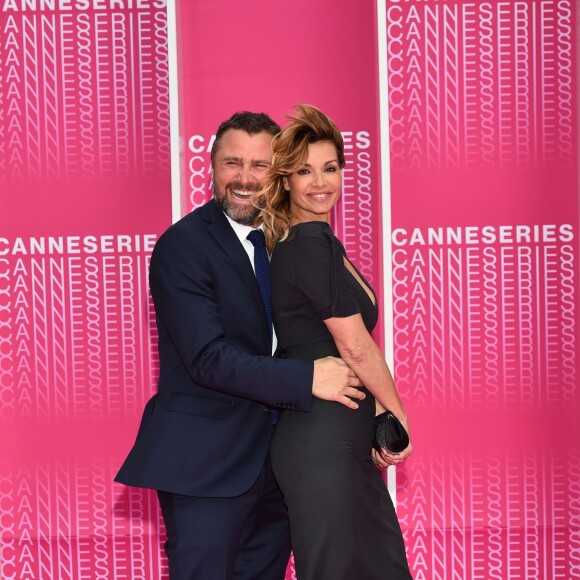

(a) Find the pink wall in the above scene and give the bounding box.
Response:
[175,4,386,575]
[176,0,385,345]
[0,0,578,578]
[1,1,171,578]
[383,1,580,578]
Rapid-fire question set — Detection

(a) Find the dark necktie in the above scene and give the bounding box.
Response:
[247,229,273,345]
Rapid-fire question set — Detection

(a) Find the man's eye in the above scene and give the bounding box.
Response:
[225,160,240,167]
[253,163,269,170]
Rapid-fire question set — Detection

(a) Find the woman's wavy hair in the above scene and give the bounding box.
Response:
[255,104,345,252]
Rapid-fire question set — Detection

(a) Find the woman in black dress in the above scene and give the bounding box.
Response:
[256,104,413,579]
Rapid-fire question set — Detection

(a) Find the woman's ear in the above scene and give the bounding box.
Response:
[282,176,289,191]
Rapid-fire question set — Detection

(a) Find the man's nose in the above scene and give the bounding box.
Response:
[237,162,255,183]
[238,164,250,181]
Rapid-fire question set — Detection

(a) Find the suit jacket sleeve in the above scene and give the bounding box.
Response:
[149,221,313,411]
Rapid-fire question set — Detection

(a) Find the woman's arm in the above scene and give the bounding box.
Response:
[324,313,413,464]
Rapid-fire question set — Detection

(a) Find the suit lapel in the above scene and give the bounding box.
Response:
[203,199,266,314]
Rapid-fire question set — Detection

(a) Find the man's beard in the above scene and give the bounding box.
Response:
[212,177,261,226]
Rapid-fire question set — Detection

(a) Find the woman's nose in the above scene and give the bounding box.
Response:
[311,170,324,186]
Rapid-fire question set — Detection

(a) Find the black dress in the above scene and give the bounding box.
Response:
[270,222,412,580]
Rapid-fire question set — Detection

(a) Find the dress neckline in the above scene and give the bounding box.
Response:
[290,221,331,229]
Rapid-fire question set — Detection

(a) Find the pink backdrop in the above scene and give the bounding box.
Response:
[177,0,385,345]
[0,1,171,578]
[383,1,580,578]
[1,0,578,578]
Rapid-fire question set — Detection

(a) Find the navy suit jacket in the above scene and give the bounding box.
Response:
[115,199,313,497]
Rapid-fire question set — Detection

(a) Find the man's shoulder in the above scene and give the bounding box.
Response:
[159,200,217,241]
[150,202,216,261]
[174,199,215,227]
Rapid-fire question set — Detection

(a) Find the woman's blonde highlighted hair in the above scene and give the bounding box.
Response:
[255,104,344,252]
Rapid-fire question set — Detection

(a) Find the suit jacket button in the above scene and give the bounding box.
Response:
[264,407,272,414]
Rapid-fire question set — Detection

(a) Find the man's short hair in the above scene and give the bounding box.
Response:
[211,112,281,167]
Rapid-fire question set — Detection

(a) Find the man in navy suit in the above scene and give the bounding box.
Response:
[115,112,364,580]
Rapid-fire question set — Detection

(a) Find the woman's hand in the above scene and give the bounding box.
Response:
[371,400,412,468]
[371,441,413,468]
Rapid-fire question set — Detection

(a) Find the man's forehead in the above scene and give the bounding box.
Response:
[218,129,274,153]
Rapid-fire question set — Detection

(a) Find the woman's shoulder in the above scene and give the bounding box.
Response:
[273,221,344,265]
[273,222,331,261]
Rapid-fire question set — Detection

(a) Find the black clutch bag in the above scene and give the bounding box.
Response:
[372,411,409,454]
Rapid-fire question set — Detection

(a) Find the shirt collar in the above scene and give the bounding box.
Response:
[224,213,262,244]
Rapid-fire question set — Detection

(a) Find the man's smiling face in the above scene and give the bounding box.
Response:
[211,129,273,225]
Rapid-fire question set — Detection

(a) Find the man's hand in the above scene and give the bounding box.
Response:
[312,356,364,409]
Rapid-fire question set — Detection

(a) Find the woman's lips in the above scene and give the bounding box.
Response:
[307,192,332,200]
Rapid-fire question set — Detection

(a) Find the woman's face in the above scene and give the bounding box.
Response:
[284,141,342,224]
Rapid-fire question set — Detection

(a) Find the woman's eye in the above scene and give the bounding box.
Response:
[297,169,309,175]
[325,166,337,172]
